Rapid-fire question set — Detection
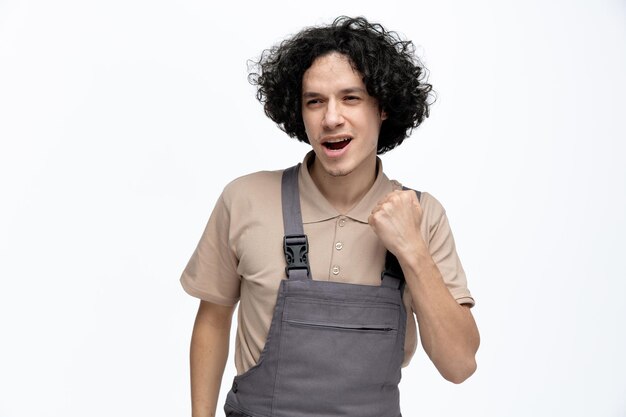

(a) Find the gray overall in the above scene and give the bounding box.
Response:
[224,164,421,417]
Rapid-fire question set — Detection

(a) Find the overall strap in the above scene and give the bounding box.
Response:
[281,164,311,281]
[381,188,422,290]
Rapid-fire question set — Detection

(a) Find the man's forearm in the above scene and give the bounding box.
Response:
[399,243,480,384]
[190,301,235,417]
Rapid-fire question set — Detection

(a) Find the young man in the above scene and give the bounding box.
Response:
[181,16,479,417]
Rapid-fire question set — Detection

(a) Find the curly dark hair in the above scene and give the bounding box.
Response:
[248,16,434,154]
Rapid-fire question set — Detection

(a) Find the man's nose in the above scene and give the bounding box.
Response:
[322,100,344,129]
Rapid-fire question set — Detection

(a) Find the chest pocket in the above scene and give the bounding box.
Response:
[273,294,403,416]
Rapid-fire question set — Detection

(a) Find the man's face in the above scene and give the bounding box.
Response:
[301,52,386,179]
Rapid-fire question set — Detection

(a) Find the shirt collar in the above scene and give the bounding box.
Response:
[298,151,395,224]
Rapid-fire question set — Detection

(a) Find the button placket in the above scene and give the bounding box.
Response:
[330,216,348,279]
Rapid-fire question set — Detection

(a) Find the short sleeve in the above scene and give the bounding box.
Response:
[179,193,241,306]
[424,193,475,307]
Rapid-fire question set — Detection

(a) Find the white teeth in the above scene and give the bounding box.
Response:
[325,137,351,144]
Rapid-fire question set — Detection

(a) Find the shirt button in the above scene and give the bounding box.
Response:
[335,242,343,251]
[332,266,340,275]
[338,219,346,227]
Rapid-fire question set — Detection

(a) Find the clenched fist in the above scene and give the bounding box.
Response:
[368,190,425,262]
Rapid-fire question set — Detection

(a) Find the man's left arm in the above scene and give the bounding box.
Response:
[369,190,480,384]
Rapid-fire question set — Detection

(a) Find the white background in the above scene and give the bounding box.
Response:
[1,0,625,416]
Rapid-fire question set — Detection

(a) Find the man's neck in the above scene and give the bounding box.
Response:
[308,155,378,214]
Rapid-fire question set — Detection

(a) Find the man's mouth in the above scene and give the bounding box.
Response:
[323,137,352,150]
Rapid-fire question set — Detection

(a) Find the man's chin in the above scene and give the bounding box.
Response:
[327,168,351,177]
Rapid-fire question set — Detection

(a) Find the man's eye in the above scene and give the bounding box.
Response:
[306,99,322,105]
[345,96,360,101]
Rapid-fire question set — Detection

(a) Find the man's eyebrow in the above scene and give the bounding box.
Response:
[339,87,367,94]
[302,92,321,99]
[302,87,367,98]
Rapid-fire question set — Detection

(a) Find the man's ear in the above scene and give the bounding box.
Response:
[381,109,388,121]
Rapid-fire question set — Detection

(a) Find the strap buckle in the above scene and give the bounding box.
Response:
[283,234,310,277]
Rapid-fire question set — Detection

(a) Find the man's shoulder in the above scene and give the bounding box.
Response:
[224,169,283,190]
[220,168,285,207]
